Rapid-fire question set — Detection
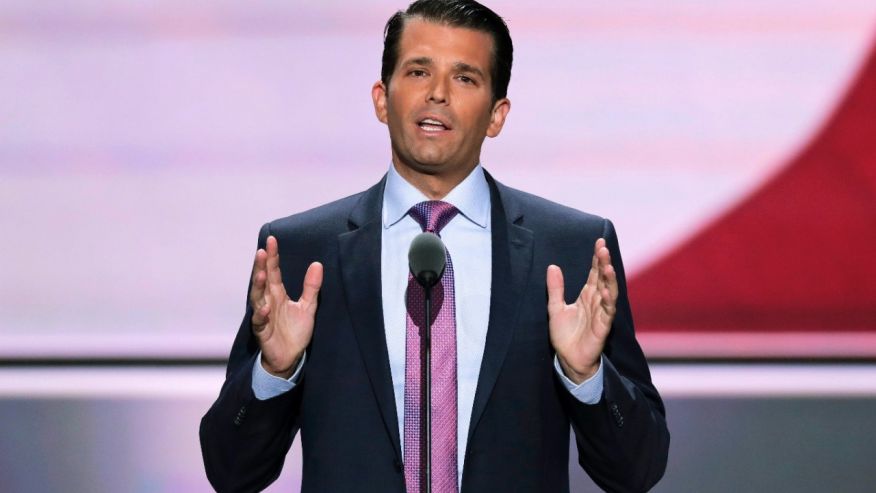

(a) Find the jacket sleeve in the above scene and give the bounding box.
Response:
[199,222,304,493]
[560,219,670,493]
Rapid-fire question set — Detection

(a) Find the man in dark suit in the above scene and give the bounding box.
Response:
[200,1,669,492]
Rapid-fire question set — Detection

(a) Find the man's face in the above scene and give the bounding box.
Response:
[372,19,510,182]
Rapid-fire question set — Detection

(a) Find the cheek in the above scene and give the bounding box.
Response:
[387,100,414,130]
[460,111,493,139]
[384,102,407,131]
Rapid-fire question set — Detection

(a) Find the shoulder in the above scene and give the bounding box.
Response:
[495,181,611,237]
[267,191,365,235]
[252,182,379,251]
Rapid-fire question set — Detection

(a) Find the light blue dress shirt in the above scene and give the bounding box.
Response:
[252,164,604,485]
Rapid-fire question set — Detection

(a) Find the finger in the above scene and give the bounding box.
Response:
[600,265,618,313]
[595,241,618,301]
[595,239,610,293]
[249,249,268,306]
[249,269,267,308]
[603,263,619,308]
[596,239,611,270]
[251,302,271,329]
[585,241,600,288]
[265,235,283,287]
[546,265,565,314]
[299,261,324,310]
[250,247,262,278]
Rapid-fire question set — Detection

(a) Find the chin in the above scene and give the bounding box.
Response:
[408,161,445,176]
[409,152,451,172]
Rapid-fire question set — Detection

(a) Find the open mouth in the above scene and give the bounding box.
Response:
[417,117,450,133]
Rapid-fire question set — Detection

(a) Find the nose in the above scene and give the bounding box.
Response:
[427,76,449,105]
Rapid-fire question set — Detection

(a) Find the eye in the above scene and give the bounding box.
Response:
[457,75,475,84]
[408,69,427,77]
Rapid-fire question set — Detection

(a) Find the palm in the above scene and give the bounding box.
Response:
[546,238,618,383]
[258,282,316,371]
[250,235,323,377]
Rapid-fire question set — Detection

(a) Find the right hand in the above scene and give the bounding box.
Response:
[249,235,323,379]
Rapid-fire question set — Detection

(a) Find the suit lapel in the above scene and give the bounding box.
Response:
[467,173,534,445]
[337,176,403,463]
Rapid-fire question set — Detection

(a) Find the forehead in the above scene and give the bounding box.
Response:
[396,18,494,73]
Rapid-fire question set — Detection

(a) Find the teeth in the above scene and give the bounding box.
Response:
[419,118,447,131]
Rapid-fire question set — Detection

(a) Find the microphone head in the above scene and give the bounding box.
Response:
[408,232,446,288]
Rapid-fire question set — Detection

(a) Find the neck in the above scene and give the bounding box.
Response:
[392,160,477,200]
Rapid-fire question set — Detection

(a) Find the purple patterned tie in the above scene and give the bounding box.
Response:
[404,201,459,493]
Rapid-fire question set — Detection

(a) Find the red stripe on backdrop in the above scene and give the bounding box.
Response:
[629,38,876,347]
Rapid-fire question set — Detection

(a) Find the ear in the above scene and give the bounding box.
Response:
[372,80,389,124]
[486,97,511,138]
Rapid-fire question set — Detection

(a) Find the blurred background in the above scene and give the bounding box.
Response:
[1,0,875,491]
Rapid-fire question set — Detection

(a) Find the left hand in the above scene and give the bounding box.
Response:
[546,238,619,384]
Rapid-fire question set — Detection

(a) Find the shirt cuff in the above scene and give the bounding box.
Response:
[553,354,604,405]
[251,350,307,401]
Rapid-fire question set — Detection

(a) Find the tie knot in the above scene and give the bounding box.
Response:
[409,201,459,235]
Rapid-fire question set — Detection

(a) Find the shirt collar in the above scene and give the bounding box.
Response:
[382,163,491,230]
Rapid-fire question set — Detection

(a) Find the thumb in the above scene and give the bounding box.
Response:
[546,265,565,315]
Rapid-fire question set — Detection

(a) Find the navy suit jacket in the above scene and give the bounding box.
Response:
[200,172,669,492]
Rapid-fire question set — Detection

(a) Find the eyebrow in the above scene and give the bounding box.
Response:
[402,57,434,68]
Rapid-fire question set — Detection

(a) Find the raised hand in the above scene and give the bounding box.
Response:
[249,235,323,379]
[546,238,619,384]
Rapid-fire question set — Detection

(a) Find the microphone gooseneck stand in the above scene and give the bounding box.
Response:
[421,283,432,493]
[409,231,446,493]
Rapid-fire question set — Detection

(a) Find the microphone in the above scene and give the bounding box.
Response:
[408,232,446,288]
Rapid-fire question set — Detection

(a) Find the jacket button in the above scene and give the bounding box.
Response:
[609,403,624,427]
[394,459,404,473]
[233,405,248,426]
